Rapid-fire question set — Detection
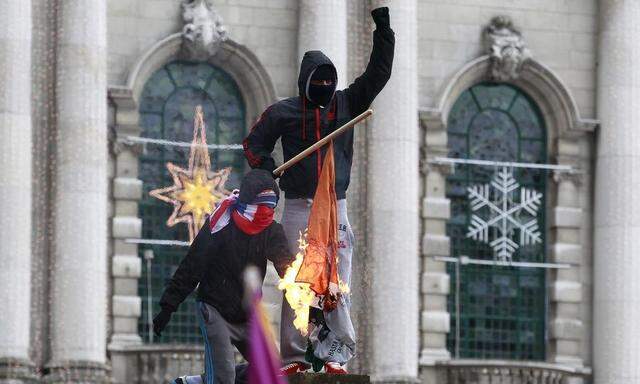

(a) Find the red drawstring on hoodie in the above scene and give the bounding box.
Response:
[301,96,307,140]
[315,108,321,182]
[302,96,335,183]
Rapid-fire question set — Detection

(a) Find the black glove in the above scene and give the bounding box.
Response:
[153,308,172,337]
[371,7,390,29]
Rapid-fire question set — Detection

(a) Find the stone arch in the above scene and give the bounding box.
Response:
[435,55,594,148]
[419,55,595,368]
[126,33,277,129]
[107,33,279,355]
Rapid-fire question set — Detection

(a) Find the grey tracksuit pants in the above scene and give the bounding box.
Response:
[279,198,356,365]
[197,302,248,384]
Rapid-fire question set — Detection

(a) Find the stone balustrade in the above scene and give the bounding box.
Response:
[110,345,204,384]
[435,360,591,384]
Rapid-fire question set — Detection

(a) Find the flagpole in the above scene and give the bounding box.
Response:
[272,109,373,176]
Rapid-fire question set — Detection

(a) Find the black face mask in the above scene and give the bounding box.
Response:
[308,83,335,108]
[306,65,337,108]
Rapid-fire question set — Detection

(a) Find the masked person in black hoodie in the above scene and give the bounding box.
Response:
[152,169,294,384]
[243,7,394,375]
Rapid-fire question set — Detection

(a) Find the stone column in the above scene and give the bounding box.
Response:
[418,112,451,383]
[345,0,371,374]
[283,0,349,344]
[367,1,419,383]
[594,1,640,383]
[0,0,35,381]
[108,88,144,383]
[297,0,347,88]
[48,0,109,381]
[549,167,584,368]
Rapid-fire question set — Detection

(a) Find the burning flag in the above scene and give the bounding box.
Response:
[277,141,344,336]
[295,140,340,305]
[277,231,316,335]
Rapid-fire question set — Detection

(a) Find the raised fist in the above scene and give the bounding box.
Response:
[371,7,390,29]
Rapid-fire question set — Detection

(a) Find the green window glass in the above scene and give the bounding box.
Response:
[137,61,246,343]
[446,83,547,359]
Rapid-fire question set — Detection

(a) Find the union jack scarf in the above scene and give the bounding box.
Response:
[209,189,278,235]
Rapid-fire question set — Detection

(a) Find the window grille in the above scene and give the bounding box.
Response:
[137,61,246,343]
[445,83,547,360]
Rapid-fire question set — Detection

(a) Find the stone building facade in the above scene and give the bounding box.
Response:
[1,0,638,383]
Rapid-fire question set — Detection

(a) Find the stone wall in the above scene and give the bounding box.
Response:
[417,0,598,118]
[107,0,299,98]
[415,0,598,373]
[102,1,600,381]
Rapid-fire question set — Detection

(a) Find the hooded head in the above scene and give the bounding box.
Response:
[298,50,337,108]
[238,169,280,205]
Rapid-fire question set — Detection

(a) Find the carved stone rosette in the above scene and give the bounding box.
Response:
[181,0,227,61]
[483,16,531,82]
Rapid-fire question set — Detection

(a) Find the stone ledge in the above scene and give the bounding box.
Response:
[551,355,585,369]
[113,177,143,200]
[287,373,370,384]
[422,197,450,220]
[112,295,141,318]
[421,234,450,257]
[421,311,450,333]
[370,375,421,384]
[419,347,450,366]
[425,127,447,148]
[112,255,141,278]
[551,281,582,303]
[550,243,582,264]
[113,316,141,335]
[551,318,584,340]
[0,358,38,383]
[43,361,111,384]
[421,272,450,295]
[112,216,142,239]
[435,359,591,375]
[109,333,142,348]
[551,207,582,228]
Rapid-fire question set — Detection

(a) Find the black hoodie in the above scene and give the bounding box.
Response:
[243,9,395,200]
[158,170,292,323]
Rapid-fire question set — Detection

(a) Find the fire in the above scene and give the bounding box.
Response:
[338,279,350,294]
[277,230,352,335]
[277,231,316,336]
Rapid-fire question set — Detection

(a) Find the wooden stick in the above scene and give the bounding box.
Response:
[273,109,373,176]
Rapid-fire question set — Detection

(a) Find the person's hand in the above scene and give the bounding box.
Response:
[153,309,172,337]
[371,7,390,29]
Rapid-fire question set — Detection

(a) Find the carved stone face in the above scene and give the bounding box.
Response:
[483,16,531,81]
[181,0,227,60]
[498,46,520,79]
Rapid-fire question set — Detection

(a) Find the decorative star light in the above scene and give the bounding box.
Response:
[150,106,231,242]
[466,166,542,261]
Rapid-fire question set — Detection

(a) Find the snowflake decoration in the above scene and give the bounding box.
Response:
[466,167,542,261]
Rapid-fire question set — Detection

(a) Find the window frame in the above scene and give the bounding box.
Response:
[445,82,548,360]
[136,61,246,344]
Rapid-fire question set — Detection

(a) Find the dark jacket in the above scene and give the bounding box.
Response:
[243,20,395,200]
[159,218,292,323]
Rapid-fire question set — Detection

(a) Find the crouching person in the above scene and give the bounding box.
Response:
[152,169,294,384]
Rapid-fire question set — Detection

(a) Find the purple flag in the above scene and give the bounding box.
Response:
[248,292,287,384]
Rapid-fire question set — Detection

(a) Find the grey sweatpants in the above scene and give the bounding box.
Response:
[279,198,356,365]
[197,302,248,384]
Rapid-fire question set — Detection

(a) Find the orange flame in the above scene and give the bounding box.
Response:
[277,230,316,336]
[278,230,352,336]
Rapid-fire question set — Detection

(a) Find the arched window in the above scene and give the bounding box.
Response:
[137,61,245,343]
[446,83,547,359]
